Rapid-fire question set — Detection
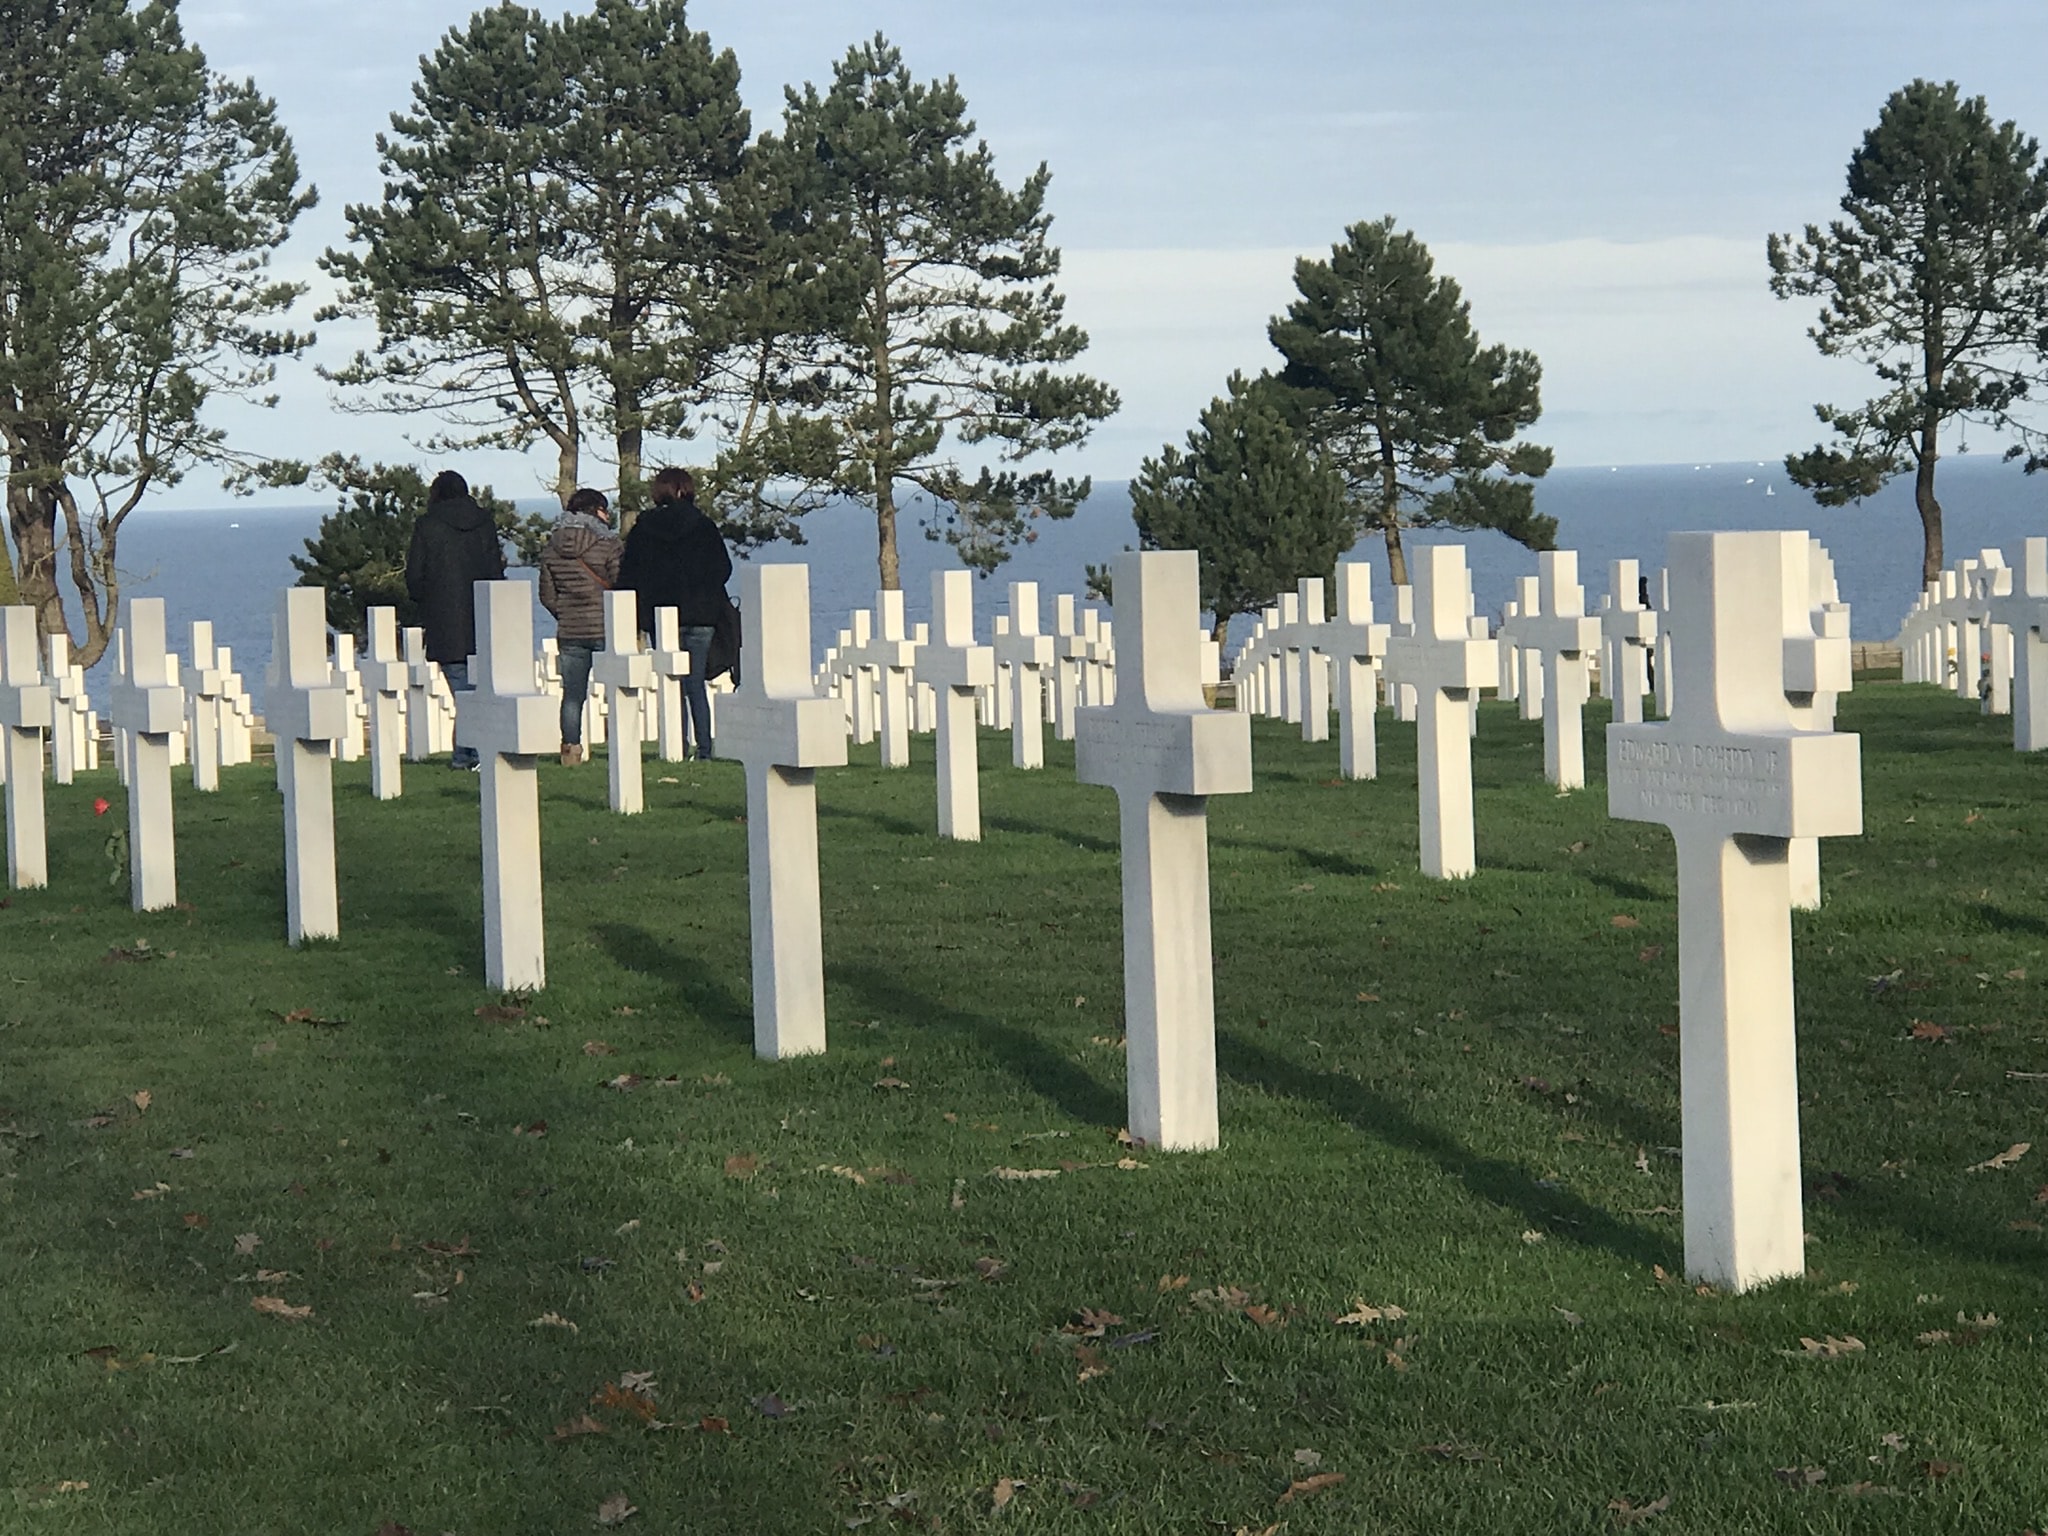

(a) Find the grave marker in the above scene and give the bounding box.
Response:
[362,607,407,799]
[1600,559,1657,725]
[109,598,185,910]
[269,588,350,944]
[1322,561,1390,779]
[1608,531,1862,1291]
[592,589,654,814]
[991,582,1055,769]
[0,608,52,889]
[1516,551,1600,789]
[1989,539,2048,751]
[1384,546,1495,879]
[915,571,994,839]
[1076,551,1252,1150]
[650,606,691,763]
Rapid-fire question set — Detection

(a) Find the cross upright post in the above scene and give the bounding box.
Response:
[185,622,227,792]
[1271,592,1303,726]
[1967,549,2015,715]
[331,633,366,762]
[1988,539,2048,750]
[991,582,1055,769]
[1386,546,1496,879]
[362,607,407,799]
[1609,531,1863,1291]
[46,634,80,785]
[592,589,654,814]
[1076,550,1252,1151]
[717,564,849,1060]
[0,608,52,889]
[649,606,691,763]
[1294,578,1332,743]
[269,587,350,944]
[1952,560,1982,701]
[402,626,435,761]
[1515,551,1600,789]
[1780,539,1853,911]
[109,598,185,911]
[456,582,556,991]
[869,591,917,767]
[1052,595,1086,740]
[916,570,995,840]
[1321,561,1390,779]
[1600,559,1658,725]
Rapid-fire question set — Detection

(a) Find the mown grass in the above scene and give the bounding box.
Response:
[1,684,2044,1535]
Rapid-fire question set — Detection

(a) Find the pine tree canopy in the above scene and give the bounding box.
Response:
[1768,78,2048,584]
[1268,217,1553,588]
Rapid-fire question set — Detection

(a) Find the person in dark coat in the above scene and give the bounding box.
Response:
[405,469,507,769]
[537,487,621,767]
[617,467,732,760]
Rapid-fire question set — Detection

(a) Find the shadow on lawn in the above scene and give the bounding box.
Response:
[981,814,1118,857]
[595,922,751,1042]
[817,800,930,842]
[1969,902,2048,939]
[1212,835,1382,882]
[833,961,1126,1129]
[1216,1030,1675,1272]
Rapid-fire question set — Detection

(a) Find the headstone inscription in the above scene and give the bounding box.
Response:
[455,582,555,991]
[1384,546,1496,879]
[0,608,52,889]
[717,564,848,1059]
[915,570,994,840]
[1608,530,1862,1292]
[269,588,349,945]
[592,589,653,814]
[1075,550,1253,1151]
[109,598,185,911]
[362,607,407,800]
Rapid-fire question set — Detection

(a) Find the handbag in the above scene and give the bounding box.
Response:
[706,591,742,684]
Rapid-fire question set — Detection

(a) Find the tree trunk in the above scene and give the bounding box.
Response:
[876,480,900,592]
[6,472,67,642]
[1375,417,1408,588]
[1382,518,1409,589]
[1914,431,1942,586]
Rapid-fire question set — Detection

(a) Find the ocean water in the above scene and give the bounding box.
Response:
[89,456,2045,713]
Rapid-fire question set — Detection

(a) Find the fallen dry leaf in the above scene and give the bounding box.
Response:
[723,1153,758,1180]
[131,1089,152,1113]
[593,1382,658,1423]
[582,1040,617,1057]
[991,1476,1020,1512]
[1074,1344,1109,1383]
[1608,1493,1672,1525]
[1277,1472,1345,1506]
[873,1076,910,1092]
[594,1492,638,1526]
[250,1295,311,1321]
[1772,1465,1827,1488]
[232,1232,261,1256]
[1610,914,1640,929]
[1788,1335,1864,1360]
[1966,1141,2030,1172]
[131,1182,170,1200]
[531,1312,579,1334]
[992,1166,1060,1181]
[1334,1299,1407,1326]
[550,1414,607,1443]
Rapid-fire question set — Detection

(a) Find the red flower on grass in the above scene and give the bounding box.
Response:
[93,798,111,816]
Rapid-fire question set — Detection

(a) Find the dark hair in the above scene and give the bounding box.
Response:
[650,467,694,503]
[566,488,609,517]
[428,469,469,504]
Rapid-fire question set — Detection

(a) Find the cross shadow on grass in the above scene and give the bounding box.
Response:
[833,960,1126,1129]
[1216,1030,1675,1272]
[1970,902,2048,939]
[1213,836,1382,881]
[594,922,751,1042]
[981,814,1118,857]
[818,800,930,841]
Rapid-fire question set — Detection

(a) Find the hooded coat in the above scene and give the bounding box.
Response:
[617,496,733,634]
[405,493,507,664]
[538,510,622,644]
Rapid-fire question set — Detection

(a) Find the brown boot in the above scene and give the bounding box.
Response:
[559,744,584,767]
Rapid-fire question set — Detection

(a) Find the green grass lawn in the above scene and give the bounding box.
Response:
[2,684,2044,1535]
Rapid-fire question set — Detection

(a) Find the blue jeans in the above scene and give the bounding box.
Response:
[680,625,714,758]
[442,660,478,767]
[557,640,595,746]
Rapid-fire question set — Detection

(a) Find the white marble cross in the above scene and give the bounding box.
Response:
[1780,539,1853,911]
[717,563,849,1059]
[915,571,994,840]
[1600,559,1657,725]
[362,607,407,799]
[1651,568,1675,717]
[1076,550,1252,1151]
[1385,546,1496,879]
[269,588,350,945]
[593,589,654,814]
[1496,597,1522,703]
[650,606,692,763]
[991,582,1054,769]
[854,590,916,767]
[403,626,436,761]
[110,598,185,911]
[1321,561,1390,779]
[1515,552,1600,789]
[455,582,556,991]
[1989,539,2048,750]
[1292,578,1333,742]
[46,633,84,785]
[0,609,52,889]
[331,633,367,762]
[1608,530,1863,1292]
[1967,549,2015,715]
[1053,595,1088,740]
[185,622,228,792]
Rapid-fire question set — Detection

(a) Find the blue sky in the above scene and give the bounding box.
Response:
[175,0,2048,506]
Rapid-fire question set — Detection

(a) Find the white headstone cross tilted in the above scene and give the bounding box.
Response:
[592,589,654,814]
[455,582,556,991]
[1322,560,1390,780]
[716,564,849,1059]
[1607,531,1863,1292]
[1517,551,1600,789]
[110,598,185,911]
[915,570,994,841]
[269,588,350,945]
[1385,546,1496,880]
[362,607,407,800]
[991,582,1054,770]
[0,608,52,889]
[1075,551,1253,1151]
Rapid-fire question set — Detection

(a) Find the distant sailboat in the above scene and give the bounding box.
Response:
[1764,485,1775,497]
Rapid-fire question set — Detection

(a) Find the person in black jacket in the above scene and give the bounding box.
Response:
[405,469,507,769]
[617,467,732,760]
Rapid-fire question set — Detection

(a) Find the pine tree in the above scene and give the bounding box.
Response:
[1268,218,1553,587]
[1768,79,2048,584]
[1121,375,1357,637]
[716,34,1117,587]
[0,0,315,663]
[319,0,751,515]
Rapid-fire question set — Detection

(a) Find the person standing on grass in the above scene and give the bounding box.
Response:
[538,487,621,767]
[405,468,506,770]
[617,467,732,761]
